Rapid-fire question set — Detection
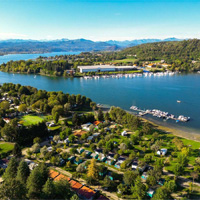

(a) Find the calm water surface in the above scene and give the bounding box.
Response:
[0,51,81,64]
[0,71,200,134]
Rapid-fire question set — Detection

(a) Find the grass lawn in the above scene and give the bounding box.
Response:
[48,125,61,131]
[0,142,14,154]
[20,115,45,126]
[112,58,137,63]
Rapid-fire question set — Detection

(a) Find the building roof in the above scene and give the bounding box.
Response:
[87,136,93,140]
[77,186,96,199]
[69,180,83,192]
[96,195,110,200]
[73,130,87,137]
[49,170,60,179]
[78,65,137,70]
[78,65,115,70]
[54,174,70,182]
[94,121,101,126]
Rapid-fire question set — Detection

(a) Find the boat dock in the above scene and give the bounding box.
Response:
[130,106,190,122]
[82,71,176,80]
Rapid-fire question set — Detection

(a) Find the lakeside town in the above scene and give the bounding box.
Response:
[0,83,200,199]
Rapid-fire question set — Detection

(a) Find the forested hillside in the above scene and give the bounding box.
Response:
[121,39,200,61]
[119,39,200,71]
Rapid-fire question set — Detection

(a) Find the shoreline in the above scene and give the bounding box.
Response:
[0,51,80,56]
[100,104,200,142]
[141,117,200,142]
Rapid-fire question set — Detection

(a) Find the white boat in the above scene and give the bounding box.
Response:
[130,106,138,110]
[177,100,181,103]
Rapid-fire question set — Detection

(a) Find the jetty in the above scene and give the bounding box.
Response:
[130,106,190,122]
[82,71,176,80]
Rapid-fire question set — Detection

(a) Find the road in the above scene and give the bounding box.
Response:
[163,168,200,188]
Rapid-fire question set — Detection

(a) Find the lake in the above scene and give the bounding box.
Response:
[0,51,81,65]
[0,71,200,134]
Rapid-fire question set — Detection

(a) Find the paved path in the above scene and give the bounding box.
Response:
[163,168,200,188]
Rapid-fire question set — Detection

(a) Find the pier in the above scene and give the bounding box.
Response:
[130,106,190,122]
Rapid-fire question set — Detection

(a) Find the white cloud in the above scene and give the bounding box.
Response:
[0,32,28,39]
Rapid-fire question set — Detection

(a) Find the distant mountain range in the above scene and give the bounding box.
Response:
[0,38,183,55]
[105,37,182,47]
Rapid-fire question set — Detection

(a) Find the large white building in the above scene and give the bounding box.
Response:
[78,65,138,73]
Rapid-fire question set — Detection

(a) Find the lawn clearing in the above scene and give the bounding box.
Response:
[0,142,14,154]
[108,58,137,64]
[48,125,61,131]
[20,115,45,126]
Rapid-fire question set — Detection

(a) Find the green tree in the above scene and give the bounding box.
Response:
[104,112,110,121]
[152,187,169,200]
[16,160,30,184]
[173,163,184,177]
[76,94,82,105]
[131,176,147,200]
[117,183,127,195]
[71,194,79,200]
[69,135,75,143]
[18,104,27,112]
[52,105,63,116]
[72,113,80,127]
[54,112,59,123]
[142,122,152,135]
[102,176,113,189]
[0,101,10,110]
[147,175,157,187]
[13,143,22,157]
[90,102,97,110]
[42,179,56,199]
[123,170,139,186]
[97,108,104,121]
[177,153,188,167]
[27,164,48,199]
[164,180,177,193]
[51,156,60,166]
[64,103,71,115]
[0,178,26,200]
[1,123,18,142]
[40,145,48,158]
[33,137,42,144]
[32,143,40,153]
[54,179,71,199]
[3,157,18,180]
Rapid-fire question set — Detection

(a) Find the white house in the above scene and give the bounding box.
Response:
[132,161,147,172]
[87,136,94,141]
[81,123,92,131]
[29,162,38,170]
[157,148,167,156]
[121,130,128,136]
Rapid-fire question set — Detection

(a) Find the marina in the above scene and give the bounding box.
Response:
[82,71,176,80]
[130,106,190,122]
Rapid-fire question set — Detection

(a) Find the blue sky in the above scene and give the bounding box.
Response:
[0,0,200,41]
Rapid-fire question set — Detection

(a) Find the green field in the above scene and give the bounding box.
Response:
[109,58,137,63]
[20,115,45,126]
[48,125,61,131]
[0,142,14,154]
